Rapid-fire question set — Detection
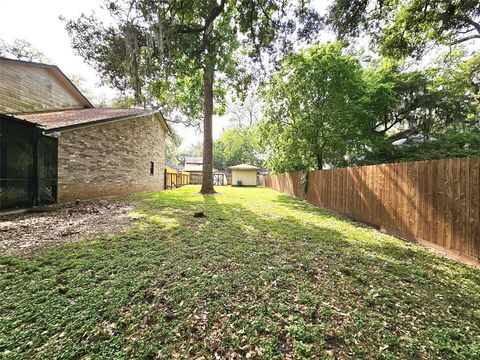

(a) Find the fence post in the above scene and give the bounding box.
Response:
[164,168,167,190]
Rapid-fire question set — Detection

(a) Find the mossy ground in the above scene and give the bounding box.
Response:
[1,186,479,359]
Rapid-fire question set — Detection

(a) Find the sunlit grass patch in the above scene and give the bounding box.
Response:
[1,185,479,359]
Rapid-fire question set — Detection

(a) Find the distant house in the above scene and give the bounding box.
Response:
[0,57,170,212]
[183,157,204,172]
[182,157,227,185]
[182,157,204,184]
[229,164,259,186]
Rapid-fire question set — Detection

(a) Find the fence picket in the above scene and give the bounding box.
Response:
[264,157,480,260]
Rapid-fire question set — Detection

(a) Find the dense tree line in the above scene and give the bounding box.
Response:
[64,0,322,193]
[258,44,479,172]
[61,1,479,176]
[256,0,480,173]
[213,127,262,170]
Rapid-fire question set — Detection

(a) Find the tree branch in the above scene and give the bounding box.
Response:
[375,121,395,133]
[175,0,226,34]
[461,16,480,34]
[451,34,480,45]
[258,2,274,24]
[386,128,418,142]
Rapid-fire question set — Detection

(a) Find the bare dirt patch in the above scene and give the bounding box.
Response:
[0,199,137,256]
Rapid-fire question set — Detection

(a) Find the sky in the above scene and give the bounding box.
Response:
[0,0,115,101]
[0,0,330,149]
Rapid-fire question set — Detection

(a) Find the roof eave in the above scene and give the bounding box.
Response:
[228,165,260,170]
[154,110,172,135]
[1,113,42,128]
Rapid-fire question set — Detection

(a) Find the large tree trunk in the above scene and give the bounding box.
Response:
[200,46,216,194]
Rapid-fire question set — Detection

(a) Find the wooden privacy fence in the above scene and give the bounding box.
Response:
[164,169,190,189]
[264,157,480,260]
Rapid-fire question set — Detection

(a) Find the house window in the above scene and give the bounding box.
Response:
[150,161,154,176]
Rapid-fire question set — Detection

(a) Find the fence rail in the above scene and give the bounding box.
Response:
[264,157,480,260]
[164,169,189,189]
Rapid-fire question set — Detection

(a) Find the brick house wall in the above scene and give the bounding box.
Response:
[57,114,166,202]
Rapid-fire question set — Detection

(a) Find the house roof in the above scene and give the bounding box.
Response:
[228,164,260,170]
[0,57,94,110]
[185,157,203,164]
[14,108,170,133]
[1,58,171,134]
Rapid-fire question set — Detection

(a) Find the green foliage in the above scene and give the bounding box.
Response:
[178,141,203,162]
[364,57,478,139]
[64,0,235,120]
[165,129,183,166]
[2,186,480,358]
[398,129,480,161]
[110,95,138,109]
[355,53,480,164]
[64,1,322,121]
[259,42,372,172]
[328,0,480,59]
[213,127,262,169]
[260,45,479,171]
[0,38,49,63]
[357,128,480,165]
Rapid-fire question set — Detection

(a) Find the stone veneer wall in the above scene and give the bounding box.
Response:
[57,114,165,202]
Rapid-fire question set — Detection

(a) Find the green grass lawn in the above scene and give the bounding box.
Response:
[1,186,479,359]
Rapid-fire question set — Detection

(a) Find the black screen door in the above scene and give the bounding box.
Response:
[37,135,58,205]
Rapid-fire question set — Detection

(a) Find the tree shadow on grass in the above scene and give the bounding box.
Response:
[272,193,359,222]
[272,192,480,281]
[137,187,479,288]
[140,188,480,304]
[142,189,480,358]
[1,187,479,359]
[0,190,353,359]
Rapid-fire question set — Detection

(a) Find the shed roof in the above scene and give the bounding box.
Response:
[14,108,170,133]
[228,164,260,170]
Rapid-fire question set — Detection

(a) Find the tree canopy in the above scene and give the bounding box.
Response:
[259,42,372,172]
[327,0,480,59]
[64,0,322,193]
[0,38,49,62]
[259,43,479,172]
[213,127,262,170]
